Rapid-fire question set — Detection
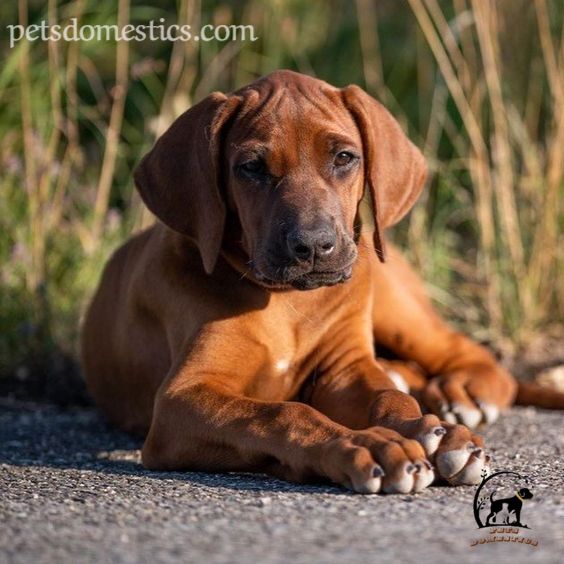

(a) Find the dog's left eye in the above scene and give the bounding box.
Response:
[334,151,357,167]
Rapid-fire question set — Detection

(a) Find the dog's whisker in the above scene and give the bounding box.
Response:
[239,269,251,281]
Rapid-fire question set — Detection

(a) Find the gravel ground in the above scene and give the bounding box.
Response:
[0,401,563,564]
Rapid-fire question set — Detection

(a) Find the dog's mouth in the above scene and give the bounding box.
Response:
[289,267,353,290]
[253,264,354,291]
[250,237,358,291]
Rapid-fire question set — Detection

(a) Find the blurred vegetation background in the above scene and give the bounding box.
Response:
[0,0,562,399]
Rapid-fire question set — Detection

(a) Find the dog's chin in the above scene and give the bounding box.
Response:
[253,266,353,291]
[289,269,353,290]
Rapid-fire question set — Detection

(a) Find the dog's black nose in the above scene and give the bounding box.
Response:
[287,224,336,261]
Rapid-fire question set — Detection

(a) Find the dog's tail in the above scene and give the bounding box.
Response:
[515,381,564,409]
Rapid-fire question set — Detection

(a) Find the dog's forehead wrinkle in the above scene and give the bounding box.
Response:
[245,97,298,132]
[237,77,348,133]
[233,87,279,130]
[296,87,345,121]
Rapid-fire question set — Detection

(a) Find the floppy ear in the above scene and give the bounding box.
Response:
[342,85,427,262]
[134,93,239,274]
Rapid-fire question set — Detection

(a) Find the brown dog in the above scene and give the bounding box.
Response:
[81,70,562,494]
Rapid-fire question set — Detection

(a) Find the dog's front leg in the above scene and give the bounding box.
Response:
[306,352,490,486]
[141,357,435,493]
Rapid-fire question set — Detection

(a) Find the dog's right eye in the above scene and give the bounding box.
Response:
[239,160,266,176]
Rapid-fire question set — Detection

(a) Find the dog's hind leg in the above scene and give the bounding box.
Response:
[369,244,517,429]
[376,359,427,395]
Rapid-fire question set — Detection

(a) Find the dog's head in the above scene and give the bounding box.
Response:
[518,488,533,500]
[134,70,427,290]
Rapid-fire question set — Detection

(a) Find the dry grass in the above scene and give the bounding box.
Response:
[406,0,562,339]
[0,0,561,378]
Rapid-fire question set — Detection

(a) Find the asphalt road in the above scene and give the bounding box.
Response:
[1,401,563,564]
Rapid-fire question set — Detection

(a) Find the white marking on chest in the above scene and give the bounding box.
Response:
[275,358,290,373]
[387,370,410,394]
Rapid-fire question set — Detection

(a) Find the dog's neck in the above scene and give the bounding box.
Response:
[515,491,524,501]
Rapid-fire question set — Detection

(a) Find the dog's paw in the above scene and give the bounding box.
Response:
[432,424,489,485]
[321,427,435,494]
[402,413,489,485]
[421,368,516,429]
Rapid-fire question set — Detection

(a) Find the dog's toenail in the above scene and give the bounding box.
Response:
[372,466,385,478]
[434,426,446,436]
[424,460,433,470]
[406,464,416,474]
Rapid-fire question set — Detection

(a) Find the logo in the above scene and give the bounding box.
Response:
[470,468,539,548]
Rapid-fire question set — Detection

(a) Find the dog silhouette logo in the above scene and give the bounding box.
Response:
[473,470,534,529]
